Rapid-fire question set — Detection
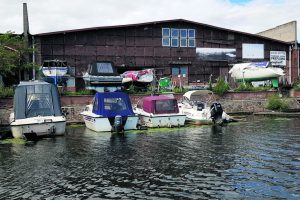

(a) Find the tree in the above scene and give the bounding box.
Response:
[0,31,35,82]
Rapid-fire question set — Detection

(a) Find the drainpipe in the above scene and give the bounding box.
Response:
[32,35,35,80]
[289,45,292,84]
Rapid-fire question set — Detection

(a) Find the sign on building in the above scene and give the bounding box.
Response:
[270,51,286,66]
[242,43,264,59]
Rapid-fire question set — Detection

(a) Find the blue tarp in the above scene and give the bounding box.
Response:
[92,92,135,117]
[253,62,271,68]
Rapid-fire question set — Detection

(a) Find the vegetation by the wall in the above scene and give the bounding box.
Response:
[0,86,14,98]
[234,83,272,92]
[266,94,290,111]
[63,90,94,96]
[213,78,230,96]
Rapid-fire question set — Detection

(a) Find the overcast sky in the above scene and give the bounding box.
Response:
[0,0,299,40]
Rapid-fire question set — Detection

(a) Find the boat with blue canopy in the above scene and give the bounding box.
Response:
[80,92,138,133]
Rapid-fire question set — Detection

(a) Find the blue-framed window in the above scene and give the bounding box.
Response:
[162,28,170,46]
[162,28,195,48]
[171,66,188,76]
[188,29,196,47]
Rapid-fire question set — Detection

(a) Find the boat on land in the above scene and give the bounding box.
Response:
[134,95,186,128]
[82,61,123,92]
[9,81,66,139]
[41,60,69,85]
[121,69,154,87]
[229,62,284,81]
[80,92,139,133]
[178,90,234,125]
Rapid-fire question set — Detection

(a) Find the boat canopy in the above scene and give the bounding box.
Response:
[14,81,62,119]
[141,95,179,114]
[183,90,214,101]
[92,92,135,117]
[87,61,119,76]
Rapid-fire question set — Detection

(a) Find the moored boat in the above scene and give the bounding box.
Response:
[229,62,284,81]
[121,69,154,87]
[179,90,235,126]
[80,92,138,133]
[134,95,186,128]
[82,61,123,92]
[9,81,66,139]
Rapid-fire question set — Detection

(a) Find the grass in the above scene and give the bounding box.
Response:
[266,94,290,111]
[63,90,94,96]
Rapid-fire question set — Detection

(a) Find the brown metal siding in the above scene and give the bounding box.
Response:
[36,20,291,86]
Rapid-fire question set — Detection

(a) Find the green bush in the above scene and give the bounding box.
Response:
[213,78,230,96]
[64,90,94,96]
[266,95,290,111]
[0,86,14,98]
[293,84,300,91]
[235,82,271,92]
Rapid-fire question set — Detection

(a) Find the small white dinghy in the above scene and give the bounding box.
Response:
[10,81,66,139]
[80,92,139,133]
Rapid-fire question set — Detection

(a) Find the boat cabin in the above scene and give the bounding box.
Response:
[139,95,179,114]
[13,81,63,119]
[92,92,135,117]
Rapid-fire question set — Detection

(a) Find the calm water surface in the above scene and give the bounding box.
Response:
[0,117,300,199]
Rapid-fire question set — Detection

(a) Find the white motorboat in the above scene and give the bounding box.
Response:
[82,61,123,92]
[134,95,186,128]
[41,60,68,77]
[179,90,234,125]
[10,81,66,139]
[229,62,284,81]
[80,92,138,133]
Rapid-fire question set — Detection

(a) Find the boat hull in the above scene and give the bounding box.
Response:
[10,116,66,138]
[82,114,139,132]
[137,113,186,128]
[42,67,68,77]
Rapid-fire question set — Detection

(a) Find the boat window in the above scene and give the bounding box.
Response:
[104,98,127,111]
[96,62,114,73]
[155,100,177,113]
[93,97,98,112]
[26,93,53,117]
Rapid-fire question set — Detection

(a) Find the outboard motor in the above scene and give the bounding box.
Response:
[112,115,124,134]
[210,103,224,125]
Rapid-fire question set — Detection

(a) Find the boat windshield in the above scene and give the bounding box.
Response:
[97,62,114,73]
[104,98,128,112]
[26,93,53,117]
[155,99,178,113]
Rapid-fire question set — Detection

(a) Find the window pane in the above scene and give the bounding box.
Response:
[188,29,195,38]
[172,67,179,75]
[97,62,113,73]
[171,38,179,47]
[188,39,195,47]
[171,29,179,37]
[180,38,187,47]
[180,29,187,38]
[162,28,170,37]
[180,67,188,75]
[155,100,177,113]
[104,98,127,111]
[162,38,170,46]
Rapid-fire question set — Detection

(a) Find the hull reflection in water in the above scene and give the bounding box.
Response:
[0,117,299,199]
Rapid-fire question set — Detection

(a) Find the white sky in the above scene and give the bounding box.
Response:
[0,0,299,40]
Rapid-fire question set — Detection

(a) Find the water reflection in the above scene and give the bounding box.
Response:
[0,117,299,199]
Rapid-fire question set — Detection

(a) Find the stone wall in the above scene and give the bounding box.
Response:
[1,92,300,125]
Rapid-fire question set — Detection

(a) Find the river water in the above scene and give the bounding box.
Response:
[0,117,299,199]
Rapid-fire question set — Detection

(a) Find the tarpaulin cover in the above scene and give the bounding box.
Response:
[142,95,179,114]
[92,92,135,117]
[14,81,62,119]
